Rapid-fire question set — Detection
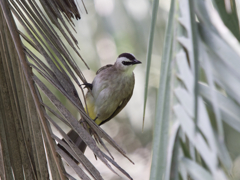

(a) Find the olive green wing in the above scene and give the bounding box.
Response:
[99,78,135,126]
[83,64,113,90]
[96,64,113,75]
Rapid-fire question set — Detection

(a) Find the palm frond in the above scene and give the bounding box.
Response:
[143,0,159,130]
[0,0,134,179]
[150,0,240,179]
[150,0,175,179]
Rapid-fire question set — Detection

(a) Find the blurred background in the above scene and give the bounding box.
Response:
[49,0,170,179]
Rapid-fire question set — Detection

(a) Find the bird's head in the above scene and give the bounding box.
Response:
[114,53,141,74]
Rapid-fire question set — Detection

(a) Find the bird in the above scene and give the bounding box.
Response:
[59,52,141,160]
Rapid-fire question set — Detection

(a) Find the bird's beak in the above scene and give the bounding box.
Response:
[132,59,142,65]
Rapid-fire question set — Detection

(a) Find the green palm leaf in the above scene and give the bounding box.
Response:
[149,0,240,179]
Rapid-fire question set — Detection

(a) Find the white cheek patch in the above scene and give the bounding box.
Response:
[118,57,128,64]
[114,56,136,74]
[119,58,132,65]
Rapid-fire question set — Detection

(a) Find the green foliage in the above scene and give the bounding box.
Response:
[149,0,240,179]
[150,0,175,179]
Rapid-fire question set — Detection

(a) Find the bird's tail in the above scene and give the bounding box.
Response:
[58,102,97,164]
[67,129,87,153]
[57,120,88,164]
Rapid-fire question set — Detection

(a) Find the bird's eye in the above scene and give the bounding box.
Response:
[122,61,132,66]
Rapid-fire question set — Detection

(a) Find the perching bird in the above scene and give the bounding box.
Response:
[60,53,141,157]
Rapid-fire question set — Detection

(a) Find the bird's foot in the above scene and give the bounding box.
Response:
[93,117,98,121]
[81,82,93,90]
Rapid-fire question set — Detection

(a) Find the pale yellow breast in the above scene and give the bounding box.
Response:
[85,91,97,119]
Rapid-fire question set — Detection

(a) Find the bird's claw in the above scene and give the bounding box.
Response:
[81,83,93,90]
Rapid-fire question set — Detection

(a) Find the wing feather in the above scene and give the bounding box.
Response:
[99,76,135,126]
[96,64,113,75]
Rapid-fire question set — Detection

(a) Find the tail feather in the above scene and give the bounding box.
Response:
[57,129,87,164]
[67,129,87,153]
